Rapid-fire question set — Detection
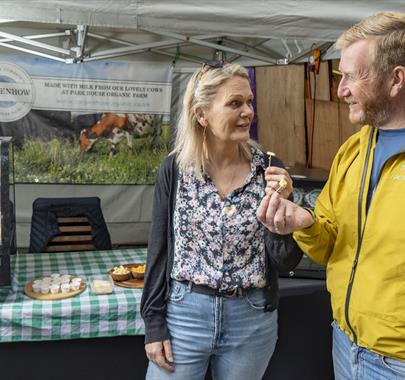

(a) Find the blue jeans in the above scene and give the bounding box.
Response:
[146,280,278,380]
[332,320,405,379]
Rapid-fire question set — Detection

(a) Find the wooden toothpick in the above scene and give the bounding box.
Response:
[267,151,276,167]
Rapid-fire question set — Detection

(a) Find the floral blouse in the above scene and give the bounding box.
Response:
[171,149,268,291]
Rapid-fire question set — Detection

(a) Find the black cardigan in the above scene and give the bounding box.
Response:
[141,153,303,344]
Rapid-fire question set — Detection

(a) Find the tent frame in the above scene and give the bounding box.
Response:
[0,23,328,65]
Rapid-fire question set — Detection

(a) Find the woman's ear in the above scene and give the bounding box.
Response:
[390,66,405,97]
[195,107,208,127]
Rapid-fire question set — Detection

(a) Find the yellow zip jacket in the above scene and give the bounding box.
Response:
[294,124,405,361]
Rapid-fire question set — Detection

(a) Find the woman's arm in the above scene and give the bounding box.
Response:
[259,154,304,271]
[263,215,304,272]
[141,157,172,344]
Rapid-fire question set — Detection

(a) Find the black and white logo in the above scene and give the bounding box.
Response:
[0,62,34,122]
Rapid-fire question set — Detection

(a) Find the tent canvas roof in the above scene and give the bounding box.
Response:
[0,1,404,65]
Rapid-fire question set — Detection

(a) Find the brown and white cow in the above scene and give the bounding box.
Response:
[79,113,133,155]
[129,113,164,148]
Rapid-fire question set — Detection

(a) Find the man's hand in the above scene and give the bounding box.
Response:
[145,339,175,372]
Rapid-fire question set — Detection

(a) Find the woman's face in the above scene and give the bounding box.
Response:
[202,76,254,144]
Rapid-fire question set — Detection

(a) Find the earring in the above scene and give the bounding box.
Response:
[202,126,208,159]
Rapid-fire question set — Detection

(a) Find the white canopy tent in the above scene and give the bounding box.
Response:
[0,1,404,66]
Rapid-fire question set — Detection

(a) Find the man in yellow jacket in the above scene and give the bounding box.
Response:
[257,11,405,380]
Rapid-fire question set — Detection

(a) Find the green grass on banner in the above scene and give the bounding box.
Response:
[13,132,170,184]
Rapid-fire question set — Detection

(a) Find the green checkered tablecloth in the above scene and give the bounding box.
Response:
[0,249,147,343]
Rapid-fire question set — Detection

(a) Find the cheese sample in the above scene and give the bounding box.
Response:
[91,279,113,294]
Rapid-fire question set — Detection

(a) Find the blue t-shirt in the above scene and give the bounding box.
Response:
[366,128,405,211]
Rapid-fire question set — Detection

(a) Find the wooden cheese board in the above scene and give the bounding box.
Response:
[108,263,145,289]
[112,277,144,289]
[24,276,86,301]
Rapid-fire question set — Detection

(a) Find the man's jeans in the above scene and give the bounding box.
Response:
[146,280,278,380]
[332,320,405,379]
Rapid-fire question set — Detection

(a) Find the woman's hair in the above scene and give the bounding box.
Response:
[336,12,405,78]
[172,62,259,178]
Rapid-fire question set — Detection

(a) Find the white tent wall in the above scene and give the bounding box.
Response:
[0,1,404,249]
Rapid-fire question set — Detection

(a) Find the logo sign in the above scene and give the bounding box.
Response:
[0,62,34,122]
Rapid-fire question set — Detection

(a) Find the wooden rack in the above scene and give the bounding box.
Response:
[44,216,96,252]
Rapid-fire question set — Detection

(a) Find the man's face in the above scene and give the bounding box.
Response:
[337,39,392,127]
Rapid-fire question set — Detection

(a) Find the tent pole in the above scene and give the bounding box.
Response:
[141,28,277,65]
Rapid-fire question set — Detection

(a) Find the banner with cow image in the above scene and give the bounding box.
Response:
[0,56,172,184]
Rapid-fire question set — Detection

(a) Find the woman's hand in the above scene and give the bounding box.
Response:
[145,339,175,372]
[264,166,293,199]
[257,191,314,234]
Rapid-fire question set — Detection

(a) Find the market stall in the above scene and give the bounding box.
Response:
[4,2,400,379]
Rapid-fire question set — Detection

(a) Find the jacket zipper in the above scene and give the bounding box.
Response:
[344,131,374,344]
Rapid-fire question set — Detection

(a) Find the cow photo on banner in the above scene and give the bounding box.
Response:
[0,56,172,184]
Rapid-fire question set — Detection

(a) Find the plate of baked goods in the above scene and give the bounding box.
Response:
[108,263,146,289]
[24,273,86,300]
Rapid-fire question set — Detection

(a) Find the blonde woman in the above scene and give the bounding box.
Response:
[141,62,302,380]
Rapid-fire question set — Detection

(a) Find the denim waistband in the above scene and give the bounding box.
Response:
[178,280,252,298]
